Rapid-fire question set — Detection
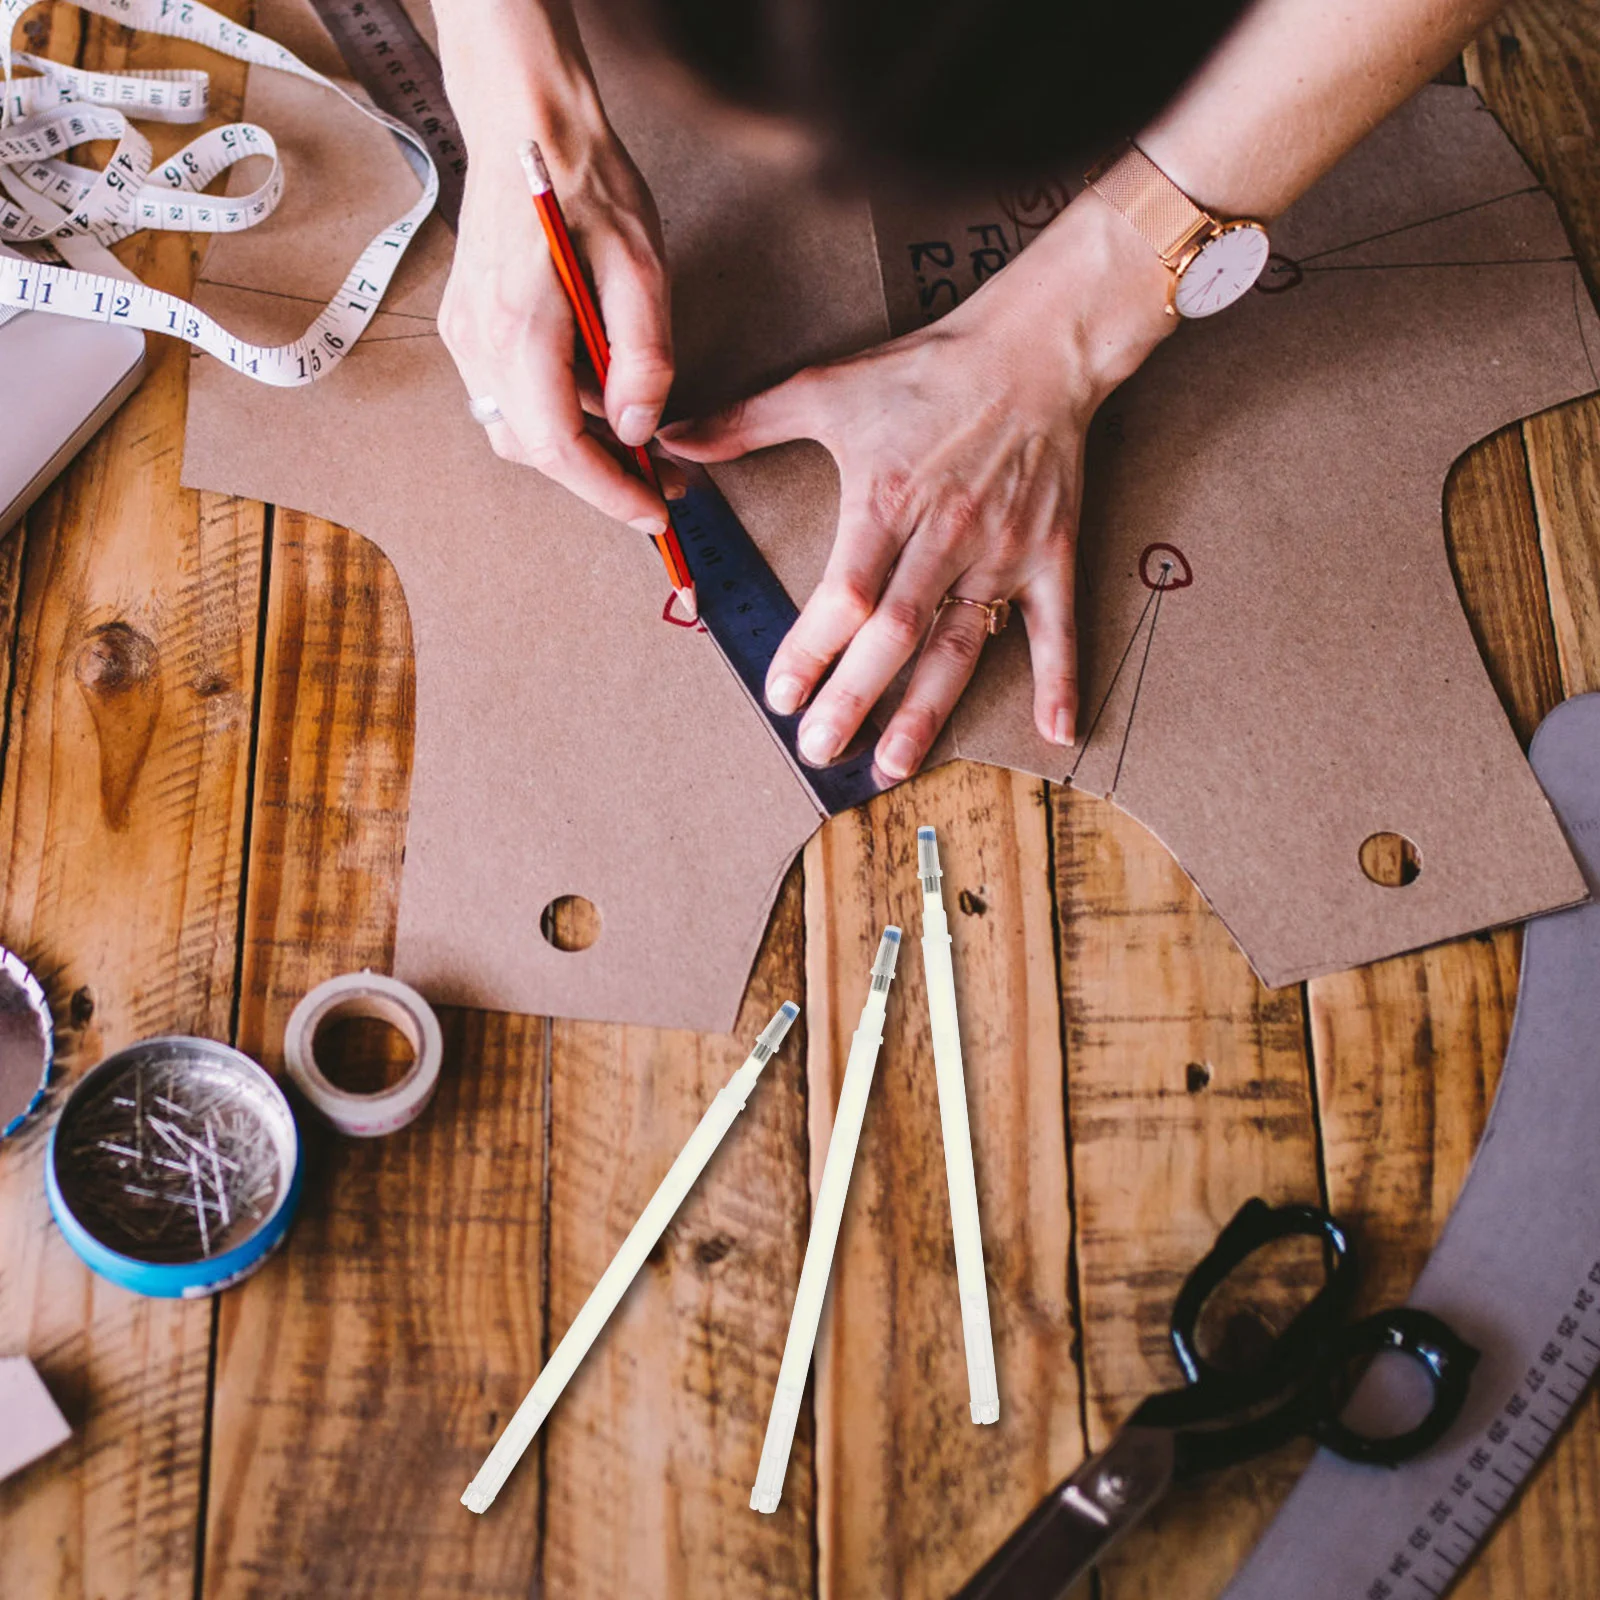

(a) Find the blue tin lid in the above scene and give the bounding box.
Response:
[0,947,53,1141]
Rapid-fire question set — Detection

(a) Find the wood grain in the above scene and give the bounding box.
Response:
[200,517,550,1597]
[540,870,814,1600]
[806,763,1078,1600]
[0,6,260,1597]
[1054,783,1322,1600]
[1468,1,1600,703]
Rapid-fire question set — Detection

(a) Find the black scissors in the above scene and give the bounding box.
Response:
[952,1198,1479,1600]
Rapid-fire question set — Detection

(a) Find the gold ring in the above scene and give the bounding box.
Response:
[939,595,1012,636]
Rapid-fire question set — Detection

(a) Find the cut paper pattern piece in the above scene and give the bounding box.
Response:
[183,0,1597,1028]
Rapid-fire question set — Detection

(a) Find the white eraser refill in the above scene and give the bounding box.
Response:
[0,1357,71,1483]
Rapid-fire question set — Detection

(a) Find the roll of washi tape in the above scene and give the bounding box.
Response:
[282,971,443,1138]
[0,946,52,1140]
[46,1036,302,1298]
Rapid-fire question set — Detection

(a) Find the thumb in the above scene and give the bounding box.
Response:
[590,230,675,448]
[659,369,827,464]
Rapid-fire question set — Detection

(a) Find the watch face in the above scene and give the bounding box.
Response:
[1173,223,1271,318]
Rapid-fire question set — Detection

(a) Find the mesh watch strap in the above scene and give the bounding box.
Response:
[1086,143,1210,264]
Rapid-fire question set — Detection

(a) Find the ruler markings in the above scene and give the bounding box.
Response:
[669,468,887,817]
[302,0,466,231]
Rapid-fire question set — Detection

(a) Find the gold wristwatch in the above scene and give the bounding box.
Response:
[1085,143,1270,319]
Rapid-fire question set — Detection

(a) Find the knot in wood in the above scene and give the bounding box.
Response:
[75,621,159,698]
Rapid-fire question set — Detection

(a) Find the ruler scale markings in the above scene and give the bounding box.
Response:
[669,466,888,817]
[1221,694,1600,1600]
[302,0,466,230]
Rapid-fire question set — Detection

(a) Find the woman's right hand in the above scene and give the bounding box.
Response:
[434,0,675,536]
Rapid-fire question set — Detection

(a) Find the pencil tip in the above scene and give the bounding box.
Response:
[675,584,699,623]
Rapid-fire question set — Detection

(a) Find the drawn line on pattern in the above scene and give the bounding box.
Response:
[1110,566,1171,797]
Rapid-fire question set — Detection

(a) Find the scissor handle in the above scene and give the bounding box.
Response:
[1311,1307,1480,1466]
[1168,1198,1359,1390]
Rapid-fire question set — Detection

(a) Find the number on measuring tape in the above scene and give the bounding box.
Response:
[0,0,437,385]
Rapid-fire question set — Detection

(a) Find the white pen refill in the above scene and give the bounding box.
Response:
[751,927,900,1514]
[919,826,1000,1424]
[461,1000,800,1515]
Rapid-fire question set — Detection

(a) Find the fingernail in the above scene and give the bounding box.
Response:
[664,480,688,501]
[618,405,657,447]
[630,513,668,536]
[658,419,689,441]
[768,674,806,714]
[877,732,920,779]
[1054,708,1075,747]
[799,721,839,766]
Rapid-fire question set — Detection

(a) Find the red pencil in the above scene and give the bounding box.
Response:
[518,140,698,621]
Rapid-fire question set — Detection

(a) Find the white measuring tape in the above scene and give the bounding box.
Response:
[283,971,443,1137]
[0,0,436,382]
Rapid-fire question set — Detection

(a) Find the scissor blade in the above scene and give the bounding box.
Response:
[951,1427,1177,1600]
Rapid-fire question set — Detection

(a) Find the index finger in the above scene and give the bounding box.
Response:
[472,291,670,534]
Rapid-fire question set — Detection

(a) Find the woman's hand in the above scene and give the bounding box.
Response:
[434,0,675,537]
[662,190,1175,781]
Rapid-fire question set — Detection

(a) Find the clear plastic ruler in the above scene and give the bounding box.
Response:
[1223,690,1600,1600]
[0,0,437,382]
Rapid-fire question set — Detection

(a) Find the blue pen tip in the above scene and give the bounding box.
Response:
[780,1001,799,1020]
[917,826,935,841]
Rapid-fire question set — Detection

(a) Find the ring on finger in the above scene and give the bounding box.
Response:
[467,394,504,427]
[938,594,1012,636]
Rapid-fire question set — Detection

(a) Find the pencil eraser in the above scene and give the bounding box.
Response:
[0,1358,71,1485]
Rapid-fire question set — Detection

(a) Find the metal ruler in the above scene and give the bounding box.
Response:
[305,4,884,811]
[305,0,467,230]
[671,466,887,816]
[1222,690,1600,1600]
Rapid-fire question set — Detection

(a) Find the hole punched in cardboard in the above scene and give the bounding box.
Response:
[1359,832,1423,889]
[541,895,602,953]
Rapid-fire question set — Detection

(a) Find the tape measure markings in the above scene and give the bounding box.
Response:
[0,0,439,384]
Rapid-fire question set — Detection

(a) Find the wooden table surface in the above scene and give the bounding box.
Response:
[3,5,1599,1597]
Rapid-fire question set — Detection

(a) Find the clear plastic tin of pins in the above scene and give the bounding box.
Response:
[46,1036,303,1299]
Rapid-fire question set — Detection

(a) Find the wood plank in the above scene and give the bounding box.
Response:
[1054,783,1322,1600]
[200,514,548,1596]
[807,763,1078,1600]
[1443,428,1567,744]
[1467,3,1600,272]
[1468,0,1600,699]
[539,869,815,1600]
[1526,410,1600,693]
[0,5,261,1595]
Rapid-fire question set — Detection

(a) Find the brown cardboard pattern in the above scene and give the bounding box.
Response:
[183,1,1596,1028]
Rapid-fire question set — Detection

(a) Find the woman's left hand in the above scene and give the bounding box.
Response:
[661,190,1174,780]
